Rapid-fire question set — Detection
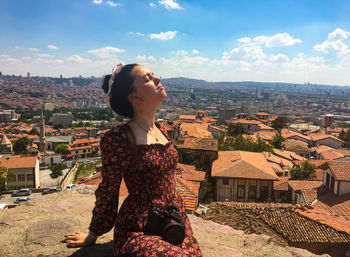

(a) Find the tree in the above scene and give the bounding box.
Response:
[272,116,290,133]
[213,134,273,153]
[13,137,31,154]
[55,144,70,155]
[50,163,66,179]
[271,133,286,149]
[290,161,316,180]
[228,123,246,136]
[0,162,15,193]
[29,127,40,135]
[339,129,350,147]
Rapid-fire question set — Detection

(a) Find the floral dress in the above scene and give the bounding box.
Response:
[89,121,202,257]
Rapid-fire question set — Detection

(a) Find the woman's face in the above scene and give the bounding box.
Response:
[130,65,167,104]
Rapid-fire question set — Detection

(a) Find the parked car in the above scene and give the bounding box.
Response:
[84,160,93,163]
[42,187,59,195]
[12,188,31,197]
[14,197,31,204]
[66,184,75,189]
[56,186,62,192]
[0,203,9,209]
[42,188,50,195]
[92,171,97,176]
[77,177,88,184]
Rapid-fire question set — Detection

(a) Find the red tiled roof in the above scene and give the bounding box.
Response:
[320,150,344,160]
[175,137,217,151]
[0,155,37,169]
[212,151,279,180]
[179,115,196,120]
[327,161,350,181]
[288,180,323,191]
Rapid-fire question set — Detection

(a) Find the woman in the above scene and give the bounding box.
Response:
[61,64,203,256]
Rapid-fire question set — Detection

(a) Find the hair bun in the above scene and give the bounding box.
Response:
[102,74,112,94]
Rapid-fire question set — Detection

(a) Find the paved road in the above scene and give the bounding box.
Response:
[0,192,44,205]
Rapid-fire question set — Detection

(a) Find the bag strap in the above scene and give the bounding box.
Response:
[125,124,152,203]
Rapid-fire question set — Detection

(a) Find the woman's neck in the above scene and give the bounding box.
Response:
[131,111,157,130]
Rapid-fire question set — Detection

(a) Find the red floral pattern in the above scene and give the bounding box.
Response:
[89,122,202,256]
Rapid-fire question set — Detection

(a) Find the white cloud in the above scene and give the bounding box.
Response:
[65,55,92,63]
[149,31,178,40]
[253,33,302,47]
[88,46,125,58]
[158,0,183,9]
[22,57,32,61]
[314,28,350,55]
[48,45,59,50]
[223,44,267,62]
[93,0,103,4]
[28,48,39,51]
[176,50,188,55]
[328,28,350,41]
[268,53,290,63]
[192,49,199,54]
[135,55,157,62]
[237,37,251,44]
[36,54,54,58]
[150,2,156,7]
[106,1,120,7]
[128,32,145,36]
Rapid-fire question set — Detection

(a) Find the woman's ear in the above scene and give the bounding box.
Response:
[128,93,144,106]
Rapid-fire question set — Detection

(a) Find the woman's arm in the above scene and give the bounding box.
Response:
[89,129,124,235]
[61,128,125,247]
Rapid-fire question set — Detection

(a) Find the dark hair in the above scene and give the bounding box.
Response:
[102,64,139,118]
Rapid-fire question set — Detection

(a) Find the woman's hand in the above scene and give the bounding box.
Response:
[61,231,97,247]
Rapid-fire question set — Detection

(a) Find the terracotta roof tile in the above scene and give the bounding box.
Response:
[328,161,350,181]
[210,202,350,243]
[0,155,37,169]
[179,115,196,120]
[320,150,344,160]
[175,137,218,151]
[288,180,323,191]
[211,151,279,180]
[180,123,212,138]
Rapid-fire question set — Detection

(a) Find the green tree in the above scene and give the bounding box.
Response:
[213,134,273,153]
[29,127,40,135]
[55,144,70,155]
[290,161,316,180]
[50,163,66,179]
[271,133,286,149]
[272,116,290,133]
[12,137,31,154]
[0,162,15,193]
[228,123,246,136]
[198,178,214,203]
[339,129,350,147]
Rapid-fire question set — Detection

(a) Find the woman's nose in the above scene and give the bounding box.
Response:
[153,76,160,86]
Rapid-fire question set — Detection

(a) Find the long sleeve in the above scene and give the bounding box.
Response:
[89,128,124,236]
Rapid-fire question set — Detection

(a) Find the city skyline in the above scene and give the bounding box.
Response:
[1,0,350,85]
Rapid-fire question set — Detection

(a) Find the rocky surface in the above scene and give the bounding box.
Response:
[0,189,329,257]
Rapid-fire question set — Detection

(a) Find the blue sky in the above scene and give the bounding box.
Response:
[1,0,350,85]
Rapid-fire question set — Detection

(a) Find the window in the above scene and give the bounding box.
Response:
[50,157,54,163]
[27,174,33,181]
[249,185,257,200]
[83,150,86,153]
[76,151,78,154]
[18,174,25,182]
[260,186,268,200]
[222,178,229,185]
[237,185,245,199]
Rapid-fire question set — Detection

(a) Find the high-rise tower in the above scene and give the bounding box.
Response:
[39,111,46,153]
